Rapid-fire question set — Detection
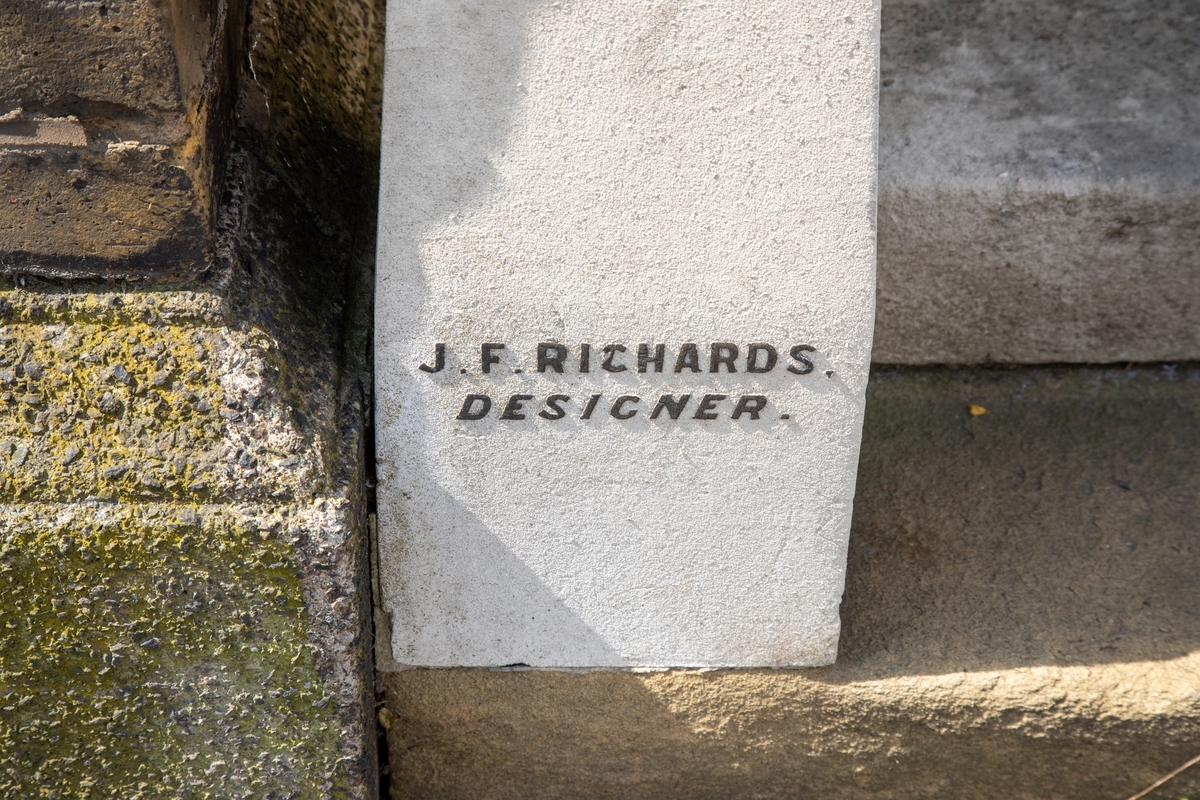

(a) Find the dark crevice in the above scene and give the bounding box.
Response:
[0,225,211,282]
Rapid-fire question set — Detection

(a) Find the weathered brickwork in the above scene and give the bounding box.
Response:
[1,504,338,798]
[0,0,247,278]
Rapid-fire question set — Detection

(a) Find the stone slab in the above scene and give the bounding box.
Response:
[375,0,879,667]
[0,0,183,114]
[874,0,1200,364]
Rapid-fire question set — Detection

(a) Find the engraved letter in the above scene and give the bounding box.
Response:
[580,393,602,419]
[538,343,568,373]
[692,394,727,420]
[745,343,777,373]
[500,394,534,420]
[732,395,768,420]
[539,394,570,420]
[602,344,628,372]
[481,342,505,374]
[709,343,738,373]
[650,394,691,420]
[610,395,639,419]
[456,394,492,420]
[579,343,591,373]
[787,344,816,375]
[637,343,665,373]
[419,343,445,373]
[673,343,701,373]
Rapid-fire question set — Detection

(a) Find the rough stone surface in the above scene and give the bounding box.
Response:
[383,365,1200,798]
[375,0,879,668]
[2,502,341,797]
[0,0,246,278]
[0,141,210,279]
[875,0,1200,364]
[0,0,184,112]
[0,0,385,791]
[239,0,384,243]
[0,275,373,797]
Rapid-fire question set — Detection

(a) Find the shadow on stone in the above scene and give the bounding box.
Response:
[382,664,1200,800]
[380,479,623,666]
[835,365,1200,677]
[381,365,1200,798]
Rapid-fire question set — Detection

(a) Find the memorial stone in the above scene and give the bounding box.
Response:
[375,0,879,667]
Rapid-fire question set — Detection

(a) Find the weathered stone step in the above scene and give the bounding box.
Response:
[382,364,1200,798]
[875,0,1200,364]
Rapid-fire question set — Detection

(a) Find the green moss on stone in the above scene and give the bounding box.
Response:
[0,504,339,799]
[0,318,226,502]
[0,288,320,505]
[0,285,348,797]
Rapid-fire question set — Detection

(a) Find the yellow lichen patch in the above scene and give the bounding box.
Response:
[0,320,227,502]
[0,503,339,799]
[0,309,317,505]
[0,288,224,328]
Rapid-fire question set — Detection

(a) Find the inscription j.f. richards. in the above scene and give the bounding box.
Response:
[374,0,879,668]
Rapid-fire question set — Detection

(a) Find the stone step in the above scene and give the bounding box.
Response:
[0,0,242,279]
[382,364,1200,798]
[875,0,1200,364]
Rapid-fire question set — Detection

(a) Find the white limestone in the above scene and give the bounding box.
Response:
[375,0,879,667]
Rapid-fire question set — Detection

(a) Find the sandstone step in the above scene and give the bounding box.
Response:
[382,364,1200,799]
[0,0,243,279]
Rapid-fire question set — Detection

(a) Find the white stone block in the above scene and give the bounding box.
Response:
[375,0,879,667]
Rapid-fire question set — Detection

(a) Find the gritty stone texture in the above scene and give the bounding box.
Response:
[0,0,383,791]
[0,0,246,278]
[1,503,339,798]
[0,142,209,280]
[0,117,88,148]
[875,0,1200,364]
[0,276,373,797]
[383,365,1200,798]
[0,0,183,113]
[375,0,879,668]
